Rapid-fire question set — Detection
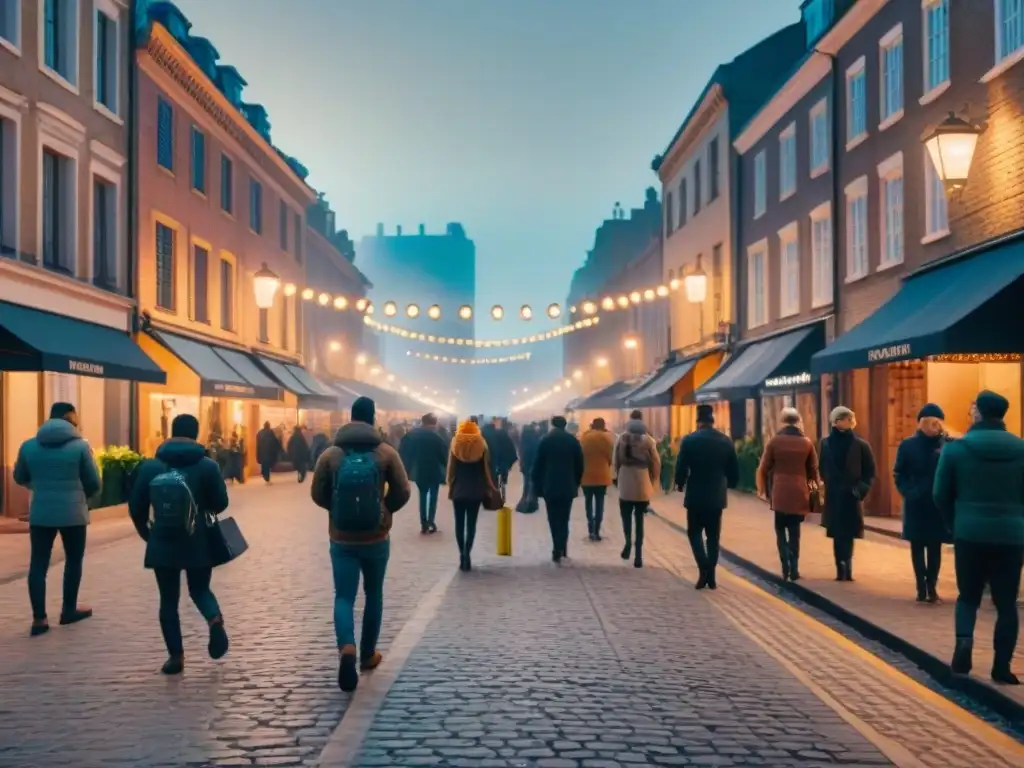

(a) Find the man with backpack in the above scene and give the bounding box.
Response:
[311,396,411,692]
[128,414,231,675]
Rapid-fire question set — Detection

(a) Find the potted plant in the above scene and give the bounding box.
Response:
[93,446,145,508]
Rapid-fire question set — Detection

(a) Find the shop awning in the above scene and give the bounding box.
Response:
[625,359,698,408]
[150,331,281,399]
[811,246,1024,373]
[0,301,166,383]
[696,323,825,402]
[573,378,644,411]
[287,366,356,410]
[255,356,340,410]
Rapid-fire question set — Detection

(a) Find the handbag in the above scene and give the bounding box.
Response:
[207,513,249,567]
[809,481,825,512]
[483,482,504,512]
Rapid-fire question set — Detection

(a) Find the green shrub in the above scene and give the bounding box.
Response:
[734,437,763,493]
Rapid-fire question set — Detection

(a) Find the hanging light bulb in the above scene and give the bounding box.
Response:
[491,305,504,320]
[355,298,368,312]
[629,291,642,304]
[365,303,375,314]
[405,303,420,318]
[546,303,561,319]
[301,287,315,301]
[656,285,669,297]
[427,304,442,320]
[458,305,473,320]
[601,296,615,311]
[643,288,656,302]
[283,283,297,297]
[383,301,398,317]
[669,277,681,291]
[520,305,533,320]
[582,300,597,315]
[616,295,629,308]
[317,292,330,306]
[333,296,348,310]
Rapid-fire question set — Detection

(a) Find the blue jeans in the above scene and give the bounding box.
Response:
[329,539,390,657]
[417,482,439,526]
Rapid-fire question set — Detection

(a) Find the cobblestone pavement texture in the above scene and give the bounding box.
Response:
[647,490,1024,709]
[0,478,455,768]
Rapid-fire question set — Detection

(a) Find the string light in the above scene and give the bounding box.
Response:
[510,377,579,414]
[427,304,441,320]
[547,303,561,319]
[491,305,504,320]
[406,350,532,365]
[458,305,473,320]
[383,301,398,317]
[318,292,330,306]
[520,305,533,320]
[406,303,419,318]
[363,315,599,347]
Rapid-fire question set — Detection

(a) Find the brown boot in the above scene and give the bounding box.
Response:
[360,651,384,671]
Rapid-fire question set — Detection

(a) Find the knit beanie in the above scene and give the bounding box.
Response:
[917,403,945,420]
[976,390,1009,420]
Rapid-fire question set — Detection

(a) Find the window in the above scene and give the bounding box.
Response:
[779,224,800,318]
[879,26,904,126]
[708,137,720,201]
[188,244,209,323]
[923,0,950,95]
[258,308,269,343]
[747,244,768,329]
[779,123,797,200]
[42,147,75,274]
[711,242,723,324]
[846,58,867,145]
[220,154,232,213]
[845,178,869,281]
[664,192,674,236]
[155,222,175,311]
[678,179,688,228]
[249,179,262,233]
[94,5,118,114]
[280,295,291,350]
[0,114,17,256]
[693,159,702,213]
[294,212,303,263]
[279,200,288,251]
[92,177,116,289]
[190,127,205,193]
[219,256,235,331]
[878,153,904,268]
[753,150,766,218]
[810,203,833,307]
[809,100,829,176]
[924,150,949,240]
[997,0,1024,63]
[1,0,21,50]
[43,0,78,86]
[157,98,174,170]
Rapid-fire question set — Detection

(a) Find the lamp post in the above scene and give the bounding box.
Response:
[253,262,281,310]
[924,111,983,195]
[684,254,708,341]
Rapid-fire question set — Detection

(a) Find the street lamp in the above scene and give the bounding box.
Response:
[355,353,367,365]
[623,337,638,350]
[924,112,983,194]
[328,340,342,352]
[685,254,708,340]
[252,263,280,309]
[595,357,609,368]
[572,369,583,380]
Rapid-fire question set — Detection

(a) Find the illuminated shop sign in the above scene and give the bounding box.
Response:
[68,360,104,375]
[763,372,812,388]
[211,382,257,396]
[867,343,911,363]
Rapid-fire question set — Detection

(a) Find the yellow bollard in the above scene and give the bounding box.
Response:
[496,505,512,556]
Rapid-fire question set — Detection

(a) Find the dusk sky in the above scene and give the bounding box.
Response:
[174,0,799,370]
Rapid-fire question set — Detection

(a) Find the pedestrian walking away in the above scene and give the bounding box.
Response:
[675,404,739,589]
[128,414,232,675]
[580,417,614,540]
[404,412,449,533]
[446,418,498,571]
[894,403,953,603]
[614,411,660,568]
[13,402,101,636]
[482,416,518,487]
[310,396,411,693]
[287,425,311,482]
[256,421,281,483]
[515,422,541,513]
[819,406,876,582]
[531,415,584,564]
[756,407,821,582]
[934,390,1024,685]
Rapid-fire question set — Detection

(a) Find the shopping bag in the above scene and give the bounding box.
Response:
[496,505,513,556]
[207,515,249,567]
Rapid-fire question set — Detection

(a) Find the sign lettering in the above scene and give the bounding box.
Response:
[68,360,104,375]
[212,382,256,396]
[763,372,812,388]
[867,343,911,363]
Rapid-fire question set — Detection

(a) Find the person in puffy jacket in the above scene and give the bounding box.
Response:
[580,418,614,540]
[614,413,660,568]
[129,414,231,675]
[14,402,101,636]
[447,419,498,572]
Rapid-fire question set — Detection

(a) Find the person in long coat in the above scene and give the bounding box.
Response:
[893,403,953,603]
[255,422,281,483]
[404,413,450,533]
[515,423,541,513]
[287,426,312,483]
[819,406,876,582]
[614,415,660,567]
[756,407,820,581]
[531,416,584,563]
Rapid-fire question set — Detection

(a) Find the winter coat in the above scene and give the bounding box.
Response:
[757,425,820,517]
[256,427,281,466]
[287,428,311,470]
[128,438,230,570]
[13,419,101,528]
[404,426,449,487]
[674,425,739,511]
[310,422,411,544]
[580,428,615,487]
[531,425,584,501]
[614,421,660,503]
[310,433,329,466]
[933,420,1024,546]
[819,428,875,540]
[893,430,952,544]
[518,426,540,475]
[447,424,496,503]
[481,424,518,475]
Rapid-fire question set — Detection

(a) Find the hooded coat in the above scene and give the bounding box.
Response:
[128,438,230,570]
[14,419,101,527]
[613,420,660,503]
[447,422,496,503]
[287,428,311,470]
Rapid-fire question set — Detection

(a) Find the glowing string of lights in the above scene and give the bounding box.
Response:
[364,315,600,347]
[406,351,532,365]
[510,376,579,414]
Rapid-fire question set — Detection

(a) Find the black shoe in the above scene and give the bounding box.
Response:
[428,522,438,533]
[634,554,643,568]
[459,552,469,572]
[59,607,93,625]
[338,654,358,692]
[992,665,1020,685]
[208,620,229,660]
[781,560,791,581]
[464,552,472,571]
[706,570,717,589]
[552,550,562,564]
[30,620,49,637]
[695,569,708,590]
[789,570,801,582]
[844,562,854,582]
[421,523,429,534]
[595,532,602,542]
[926,584,941,604]
[620,542,631,560]
[951,638,973,675]
[161,655,184,675]
[916,586,927,602]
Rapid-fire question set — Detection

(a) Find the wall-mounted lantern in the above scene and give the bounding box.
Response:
[924,112,984,194]
[253,263,280,309]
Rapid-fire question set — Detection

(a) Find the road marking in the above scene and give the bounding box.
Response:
[316,565,458,768]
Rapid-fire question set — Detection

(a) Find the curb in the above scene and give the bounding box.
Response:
[651,510,1024,726]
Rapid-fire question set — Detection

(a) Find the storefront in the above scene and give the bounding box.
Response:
[694,322,827,443]
[255,354,349,444]
[811,245,1024,516]
[571,377,648,434]
[624,348,725,441]
[0,300,166,518]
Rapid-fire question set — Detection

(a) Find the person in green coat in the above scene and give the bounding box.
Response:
[933,390,1024,685]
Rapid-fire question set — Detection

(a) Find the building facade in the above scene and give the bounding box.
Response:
[135,3,324,472]
[0,0,164,518]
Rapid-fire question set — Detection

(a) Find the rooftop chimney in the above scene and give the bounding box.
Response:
[396,225,403,236]
[418,224,425,236]
[376,223,384,236]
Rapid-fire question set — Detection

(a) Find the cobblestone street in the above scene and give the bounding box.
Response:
[1,478,1021,768]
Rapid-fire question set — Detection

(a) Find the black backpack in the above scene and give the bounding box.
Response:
[149,467,199,537]
[331,449,383,532]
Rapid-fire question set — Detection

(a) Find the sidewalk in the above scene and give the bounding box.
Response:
[646,489,1024,715]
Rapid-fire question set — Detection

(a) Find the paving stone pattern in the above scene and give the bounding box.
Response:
[0,480,457,768]
[354,503,893,767]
